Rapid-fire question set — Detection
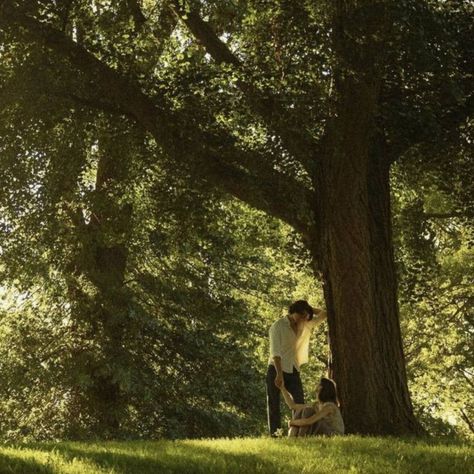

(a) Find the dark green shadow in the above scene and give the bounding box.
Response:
[0,452,55,474]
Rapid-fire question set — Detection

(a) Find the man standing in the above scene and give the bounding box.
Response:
[266,300,327,436]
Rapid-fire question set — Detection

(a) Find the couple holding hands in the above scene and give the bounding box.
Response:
[266,300,345,437]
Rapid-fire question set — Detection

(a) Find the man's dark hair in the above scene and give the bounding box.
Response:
[288,300,314,320]
[318,377,338,404]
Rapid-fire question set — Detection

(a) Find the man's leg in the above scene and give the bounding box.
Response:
[284,369,305,436]
[293,369,305,403]
[266,365,281,436]
[283,369,305,405]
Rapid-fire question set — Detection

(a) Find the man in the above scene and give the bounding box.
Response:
[266,299,327,436]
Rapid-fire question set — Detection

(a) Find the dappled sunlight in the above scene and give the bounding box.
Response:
[1,437,471,474]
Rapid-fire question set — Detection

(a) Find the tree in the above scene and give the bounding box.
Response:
[0,0,472,434]
[0,118,302,439]
[391,135,473,437]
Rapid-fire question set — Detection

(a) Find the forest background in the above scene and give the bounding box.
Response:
[0,0,472,441]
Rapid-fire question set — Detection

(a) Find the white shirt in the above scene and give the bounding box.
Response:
[268,314,322,373]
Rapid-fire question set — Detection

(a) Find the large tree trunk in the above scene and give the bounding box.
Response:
[303,0,422,436]
[311,73,421,434]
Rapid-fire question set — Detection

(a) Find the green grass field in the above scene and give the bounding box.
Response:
[0,436,472,474]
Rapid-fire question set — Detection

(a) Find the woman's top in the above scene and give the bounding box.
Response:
[319,402,345,435]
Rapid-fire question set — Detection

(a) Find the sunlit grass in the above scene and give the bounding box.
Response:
[0,436,472,473]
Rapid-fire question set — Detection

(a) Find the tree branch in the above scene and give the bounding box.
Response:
[123,0,177,58]
[203,156,315,238]
[63,91,132,118]
[0,0,317,237]
[457,367,474,391]
[171,1,240,66]
[424,211,474,219]
[170,0,321,173]
[125,0,147,29]
[388,93,474,164]
[459,408,474,434]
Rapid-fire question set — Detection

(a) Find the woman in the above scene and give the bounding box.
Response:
[280,377,344,437]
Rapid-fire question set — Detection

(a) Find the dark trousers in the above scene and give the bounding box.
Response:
[266,364,304,436]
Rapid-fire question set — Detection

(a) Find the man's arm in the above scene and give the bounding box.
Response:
[273,356,283,388]
[309,308,327,328]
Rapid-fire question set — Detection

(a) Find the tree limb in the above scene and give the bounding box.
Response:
[63,91,132,118]
[125,0,147,29]
[124,0,177,58]
[203,156,315,238]
[424,211,474,219]
[388,93,474,164]
[170,0,321,173]
[0,0,317,237]
[459,408,474,434]
[171,0,240,66]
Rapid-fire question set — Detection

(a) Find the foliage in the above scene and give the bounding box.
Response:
[392,146,473,437]
[0,0,472,440]
[0,102,322,439]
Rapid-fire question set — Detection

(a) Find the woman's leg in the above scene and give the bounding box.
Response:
[288,408,303,437]
[296,407,316,437]
[312,419,336,436]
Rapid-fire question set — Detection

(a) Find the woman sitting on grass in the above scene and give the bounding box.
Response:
[280,377,345,437]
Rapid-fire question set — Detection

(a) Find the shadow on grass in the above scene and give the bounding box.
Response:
[3,437,472,474]
[11,442,281,474]
[322,436,473,474]
[0,452,55,474]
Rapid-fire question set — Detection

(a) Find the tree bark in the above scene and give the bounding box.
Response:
[311,74,421,434]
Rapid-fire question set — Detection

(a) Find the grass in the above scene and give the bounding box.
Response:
[0,436,472,474]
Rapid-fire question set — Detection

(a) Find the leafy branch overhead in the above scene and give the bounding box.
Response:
[1,1,471,234]
[0,0,316,235]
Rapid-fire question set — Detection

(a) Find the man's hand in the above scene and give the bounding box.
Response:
[274,373,283,388]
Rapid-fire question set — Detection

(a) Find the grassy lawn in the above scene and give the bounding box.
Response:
[0,436,472,474]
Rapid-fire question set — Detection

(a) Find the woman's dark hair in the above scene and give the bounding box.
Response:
[288,300,314,320]
[318,377,338,404]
